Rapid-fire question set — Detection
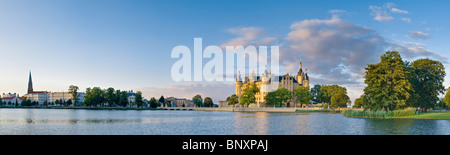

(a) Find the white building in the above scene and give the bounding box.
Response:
[24,91,85,105]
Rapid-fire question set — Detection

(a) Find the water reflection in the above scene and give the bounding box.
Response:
[0,109,449,135]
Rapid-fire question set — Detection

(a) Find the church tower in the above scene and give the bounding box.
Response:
[27,71,33,94]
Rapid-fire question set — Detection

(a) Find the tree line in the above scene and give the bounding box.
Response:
[353,51,449,112]
[226,83,351,108]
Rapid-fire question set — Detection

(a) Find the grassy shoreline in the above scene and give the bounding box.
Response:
[343,108,450,120]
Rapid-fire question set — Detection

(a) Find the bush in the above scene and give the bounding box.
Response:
[343,108,417,119]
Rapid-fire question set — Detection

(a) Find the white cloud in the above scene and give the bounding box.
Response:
[409,31,431,39]
[369,3,409,22]
[369,5,394,22]
[401,18,411,23]
[391,8,409,14]
[221,27,279,48]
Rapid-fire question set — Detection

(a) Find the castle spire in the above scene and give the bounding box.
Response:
[27,71,33,94]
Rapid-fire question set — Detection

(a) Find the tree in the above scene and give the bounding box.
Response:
[159,96,165,106]
[353,94,369,108]
[104,87,115,107]
[364,51,411,111]
[226,94,239,106]
[67,99,72,106]
[119,91,129,107]
[444,87,450,109]
[265,91,278,106]
[330,91,350,108]
[240,84,260,106]
[295,87,312,106]
[84,87,105,107]
[310,84,323,104]
[135,91,144,108]
[276,88,292,106]
[407,58,446,112]
[204,97,214,107]
[149,97,158,108]
[68,85,79,106]
[114,90,121,106]
[193,94,203,107]
[320,85,347,104]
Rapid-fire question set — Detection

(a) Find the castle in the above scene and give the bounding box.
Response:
[235,61,309,107]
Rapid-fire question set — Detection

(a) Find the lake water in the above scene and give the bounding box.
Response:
[0,108,449,135]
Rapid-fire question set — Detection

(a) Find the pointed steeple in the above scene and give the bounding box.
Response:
[27,71,33,94]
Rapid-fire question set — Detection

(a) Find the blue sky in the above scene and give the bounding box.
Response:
[1,0,449,103]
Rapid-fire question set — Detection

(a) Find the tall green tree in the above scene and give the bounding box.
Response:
[226,94,239,106]
[114,90,121,106]
[310,84,323,104]
[364,51,411,111]
[135,91,144,108]
[240,84,260,106]
[204,97,214,107]
[444,87,450,109]
[265,91,278,106]
[159,95,165,106]
[353,94,370,108]
[330,91,350,108]
[104,87,115,107]
[68,85,79,106]
[119,91,129,107]
[192,94,203,107]
[407,58,446,112]
[149,97,158,108]
[320,85,347,105]
[294,86,312,106]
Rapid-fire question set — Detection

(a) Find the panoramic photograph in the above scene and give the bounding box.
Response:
[1,0,450,149]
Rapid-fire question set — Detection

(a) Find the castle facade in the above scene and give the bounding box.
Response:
[235,61,309,107]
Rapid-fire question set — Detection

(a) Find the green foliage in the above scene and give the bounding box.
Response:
[322,103,329,108]
[294,86,312,105]
[135,91,144,108]
[159,96,165,106]
[353,94,370,108]
[320,85,347,104]
[364,51,411,111]
[119,91,128,107]
[192,94,203,107]
[240,84,260,106]
[68,85,79,106]
[203,97,214,107]
[104,87,115,107]
[330,91,350,108]
[445,87,450,108]
[265,88,292,106]
[226,94,239,105]
[407,58,446,112]
[310,84,323,104]
[84,87,105,107]
[343,108,417,118]
[149,97,158,108]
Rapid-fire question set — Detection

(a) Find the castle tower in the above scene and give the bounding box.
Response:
[27,71,33,94]
[236,71,243,97]
[304,68,309,87]
[297,61,304,84]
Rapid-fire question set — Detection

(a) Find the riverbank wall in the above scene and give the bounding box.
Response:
[158,107,338,113]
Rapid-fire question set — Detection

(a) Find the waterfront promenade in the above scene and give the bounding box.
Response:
[158,107,327,113]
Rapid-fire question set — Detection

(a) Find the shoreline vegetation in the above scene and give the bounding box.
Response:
[343,108,450,120]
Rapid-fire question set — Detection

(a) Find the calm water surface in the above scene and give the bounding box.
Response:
[0,108,449,135]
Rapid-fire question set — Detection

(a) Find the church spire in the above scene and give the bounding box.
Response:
[27,71,33,94]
